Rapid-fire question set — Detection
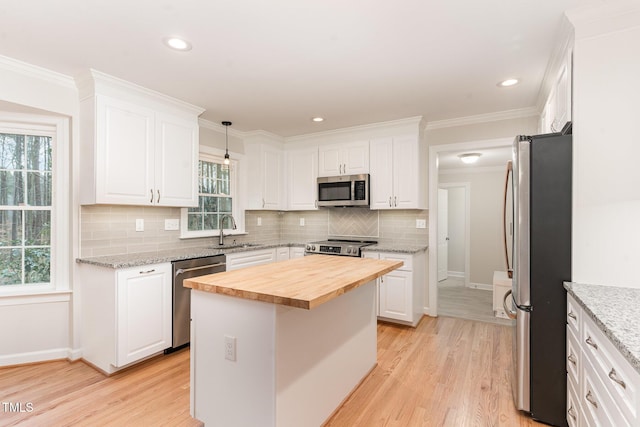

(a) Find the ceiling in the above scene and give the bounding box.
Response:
[0,0,591,137]
[438,146,512,171]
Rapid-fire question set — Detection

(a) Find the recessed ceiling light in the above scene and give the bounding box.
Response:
[163,37,192,51]
[311,117,324,122]
[459,153,482,164]
[498,78,519,87]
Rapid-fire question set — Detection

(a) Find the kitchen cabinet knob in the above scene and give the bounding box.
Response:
[585,336,598,350]
[150,189,154,203]
[585,390,598,408]
[608,368,627,389]
[567,311,577,320]
[567,353,577,366]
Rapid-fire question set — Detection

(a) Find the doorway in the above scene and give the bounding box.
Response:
[427,138,512,323]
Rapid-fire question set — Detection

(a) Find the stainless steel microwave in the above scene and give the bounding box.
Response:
[317,174,369,207]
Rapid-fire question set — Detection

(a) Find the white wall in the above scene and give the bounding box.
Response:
[0,56,80,364]
[568,4,640,289]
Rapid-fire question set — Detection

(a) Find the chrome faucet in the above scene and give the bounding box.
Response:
[219,214,237,245]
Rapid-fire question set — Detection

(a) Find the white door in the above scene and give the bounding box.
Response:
[437,188,449,281]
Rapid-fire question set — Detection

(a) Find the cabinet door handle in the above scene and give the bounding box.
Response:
[585,390,598,408]
[157,190,160,204]
[567,404,577,420]
[585,336,598,350]
[315,200,318,208]
[150,189,154,203]
[262,198,265,208]
[389,197,392,207]
[608,368,627,389]
[567,311,577,320]
[394,196,397,207]
[567,353,577,366]
[139,269,156,275]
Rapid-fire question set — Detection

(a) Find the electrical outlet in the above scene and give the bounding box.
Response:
[224,335,236,361]
[135,218,144,232]
[257,217,262,226]
[164,218,179,231]
[299,218,305,226]
[416,219,427,229]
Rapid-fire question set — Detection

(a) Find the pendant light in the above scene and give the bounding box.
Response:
[222,121,232,165]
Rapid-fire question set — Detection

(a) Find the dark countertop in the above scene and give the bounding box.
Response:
[564,281,640,375]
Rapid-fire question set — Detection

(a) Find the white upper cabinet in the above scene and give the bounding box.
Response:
[245,136,284,210]
[78,70,203,207]
[370,135,425,209]
[287,146,318,210]
[318,140,369,177]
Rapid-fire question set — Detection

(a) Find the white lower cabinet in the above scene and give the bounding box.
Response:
[566,293,639,427]
[363,251,424,327]
[289,247,305,259]
[79,262,172,374]
[226,248,277,271]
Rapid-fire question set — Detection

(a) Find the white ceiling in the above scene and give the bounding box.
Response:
[0,0,591,136]
[438,146,512,170]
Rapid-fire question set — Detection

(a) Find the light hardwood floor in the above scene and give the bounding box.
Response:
[1,317,543,427]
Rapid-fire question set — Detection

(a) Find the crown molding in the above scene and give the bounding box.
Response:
[285,116,424,143]
[425,107,538,130]
[198,117,249,138]
[0,55,76,89]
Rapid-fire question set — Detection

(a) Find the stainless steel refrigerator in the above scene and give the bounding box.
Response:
[503,129,572,427]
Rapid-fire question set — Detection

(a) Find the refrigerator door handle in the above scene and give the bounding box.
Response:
[502,289,518,319]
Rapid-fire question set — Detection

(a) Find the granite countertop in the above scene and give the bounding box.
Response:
[76,242,305,269]
[185,255,403,309]
[564,281,640,374]
[362,244,428,254]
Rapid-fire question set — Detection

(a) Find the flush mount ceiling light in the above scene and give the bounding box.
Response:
[222,121,232,165]
[163,37,192,51]
[311,117,324,122]
[459,153,482,164]
[498,78,519,87]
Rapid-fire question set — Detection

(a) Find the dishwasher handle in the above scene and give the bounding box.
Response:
[175,262,226,277]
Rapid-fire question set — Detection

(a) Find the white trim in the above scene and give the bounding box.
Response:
[447,271,465,278]
[0,348,73,366]
[0,55,75,89]
[0,290,71,306]
[285,116,424,142]
[425,108,538,130]
[429,137,512,317]
[468,282,493,291]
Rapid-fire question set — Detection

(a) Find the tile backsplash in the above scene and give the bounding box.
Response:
[80,205,428,257]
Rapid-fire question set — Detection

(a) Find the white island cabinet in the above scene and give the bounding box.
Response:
[185,255,402,427]
[77,70,203,207]
[79,262,172,374]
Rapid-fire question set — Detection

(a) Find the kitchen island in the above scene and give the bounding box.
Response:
[184,254,403,427]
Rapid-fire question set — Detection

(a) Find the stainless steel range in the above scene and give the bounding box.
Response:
[305,239,377,257]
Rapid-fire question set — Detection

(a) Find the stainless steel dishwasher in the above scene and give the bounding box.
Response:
[167,255,226,352]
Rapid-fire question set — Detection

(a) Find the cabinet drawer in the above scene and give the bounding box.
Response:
[567,325,581,388]
[226,249,276,271]
[379,253,412,271]
[566,294,581,336]
[582,315,638,423]
[567,375,581,427]
[582,355,631,427]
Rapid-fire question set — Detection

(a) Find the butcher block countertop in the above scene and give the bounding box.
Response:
[184,254,403,310]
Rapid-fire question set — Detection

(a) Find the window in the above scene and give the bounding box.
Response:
[0,131,52,287]
[181,153,240,238]
[0,114,69,296]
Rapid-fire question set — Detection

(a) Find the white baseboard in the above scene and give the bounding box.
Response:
[468,282,493,291]
[0,347,80,367]
[447,271,465,278]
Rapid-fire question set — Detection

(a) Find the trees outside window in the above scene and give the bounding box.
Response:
[0,132,52,286]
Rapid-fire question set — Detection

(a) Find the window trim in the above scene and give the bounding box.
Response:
[0,113,70,297]
[180,148,244,239]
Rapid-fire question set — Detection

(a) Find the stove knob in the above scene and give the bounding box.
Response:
[306,245,311,251]
[346,247,352,254]
[311,245,316,251]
